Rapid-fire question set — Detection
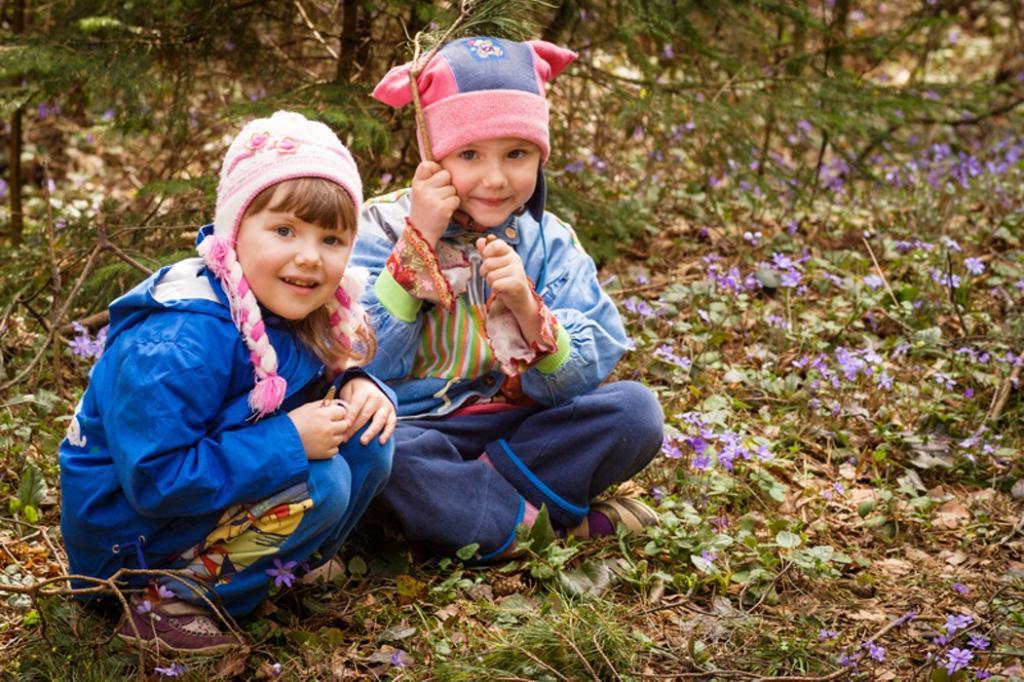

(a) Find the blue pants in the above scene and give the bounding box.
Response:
[165,427,392,616]
[380,381,663,559]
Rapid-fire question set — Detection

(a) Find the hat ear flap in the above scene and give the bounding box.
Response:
[372,62,415,108]
[528,41,578,82]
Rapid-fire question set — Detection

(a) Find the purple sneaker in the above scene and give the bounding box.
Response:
[117,595,243,656]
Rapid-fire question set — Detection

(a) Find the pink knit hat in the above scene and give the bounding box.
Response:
[373,37,577,163]
[197,110,368,418]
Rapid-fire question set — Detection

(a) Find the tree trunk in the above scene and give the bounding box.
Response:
[7,0,26,246]
[335,0,359,83]
[542,0,577,45]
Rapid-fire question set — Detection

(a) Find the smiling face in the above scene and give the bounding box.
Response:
[234,182,354,321]
[439,137,541,228]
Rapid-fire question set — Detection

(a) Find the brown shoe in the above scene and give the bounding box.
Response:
[117,595,243,656]
[568,496,659,539]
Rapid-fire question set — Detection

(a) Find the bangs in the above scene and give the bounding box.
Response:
[246,177,356,232]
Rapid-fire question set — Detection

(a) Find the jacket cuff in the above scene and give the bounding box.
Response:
[334,367,398,407]
[383,219,456,311]
[484,287,560,377]
[375,269,423,323]
[534,324,572,375]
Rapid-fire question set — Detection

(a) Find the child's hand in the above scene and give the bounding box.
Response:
[338,377,397,446]
[476,237,536,315]
[410,161,460,246]
[287,401,350,460]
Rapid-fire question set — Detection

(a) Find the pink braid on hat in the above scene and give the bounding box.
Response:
[200,111,365,419]
[327,268,370,368]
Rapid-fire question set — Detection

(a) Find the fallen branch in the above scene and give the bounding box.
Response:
[985,353,1022,424]
[0,565,247,679]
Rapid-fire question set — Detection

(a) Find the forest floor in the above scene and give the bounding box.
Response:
[3,118,1024,682]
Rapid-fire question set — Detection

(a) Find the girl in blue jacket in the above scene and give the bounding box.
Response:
[59,111,395,655]
[352,37,664,560]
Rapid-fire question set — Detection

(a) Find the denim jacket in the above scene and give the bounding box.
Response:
[351,189,629,418]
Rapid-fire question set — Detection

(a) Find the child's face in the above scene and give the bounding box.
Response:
[235,195,352,321]
[439,137,541,227]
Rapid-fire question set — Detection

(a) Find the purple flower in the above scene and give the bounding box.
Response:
[101,108,116,122]
[945,613,973,634]
[965,257,985,275]
[837,651,861,667]
[154,663,188,677]
[968,634,990,650]
[271,662,282,676]
[976,670,991,679]
[135,599,153,614]
[771,253,795,270]
[564,159,585,174]
[818,629,838,640]
[944,648,973,675]
[662,43,674,59]
[661,437,683,459]
[780,268,802,288]
[654,345,691,370]
[266,558,298,588]
[624,298,655,318]
[952,582,969,595]
[942,237,962,253]
[651,486,665,503]
[865,641,885,662]
[864,274,884,290]
[156,584,176,600]
[931,268,962,289]
[700,550,717,564]
[390,648,407,667]
[894,610,917,626]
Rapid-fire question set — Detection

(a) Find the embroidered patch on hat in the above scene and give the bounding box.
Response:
[466,38,506,61]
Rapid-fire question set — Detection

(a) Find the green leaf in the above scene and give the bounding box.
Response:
[78,16,126,32]
[775,531,802,549]
[317,627,346,648]
[456,543,480,561]
[17,464,46,509]
[556,559,618,598]
[526,504,556,552]
[21,610,40,627]
[347,555,367,576]
[22,505,39,524]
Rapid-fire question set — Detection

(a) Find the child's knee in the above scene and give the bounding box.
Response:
[339,427,394,491]
[307,457,353,522]
[608,381,664,453]
[360,436,394,488]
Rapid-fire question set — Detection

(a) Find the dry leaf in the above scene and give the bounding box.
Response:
[934,500,970,529]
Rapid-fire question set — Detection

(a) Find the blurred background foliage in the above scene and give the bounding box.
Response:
[1,0,1022,388]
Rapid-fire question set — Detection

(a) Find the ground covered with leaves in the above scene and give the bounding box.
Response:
[3,123,1024,681]
[4,2,1024,677]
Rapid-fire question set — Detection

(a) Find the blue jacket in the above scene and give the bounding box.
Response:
[351,189,629,418]
[59,252,381,581]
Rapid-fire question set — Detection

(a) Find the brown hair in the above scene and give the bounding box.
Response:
[244,177,376,370]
